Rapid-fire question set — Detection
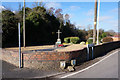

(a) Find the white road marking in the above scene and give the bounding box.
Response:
[61,50,118,78]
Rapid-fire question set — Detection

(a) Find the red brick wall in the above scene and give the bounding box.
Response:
[2,41,120,69]
[23,52,70,61]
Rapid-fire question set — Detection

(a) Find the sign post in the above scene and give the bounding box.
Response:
[92,47,94,59]
[87,44,94,60]
[87,45,89,60]
[18,23,21,68]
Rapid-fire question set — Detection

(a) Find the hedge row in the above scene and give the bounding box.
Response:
[64,37,80,44]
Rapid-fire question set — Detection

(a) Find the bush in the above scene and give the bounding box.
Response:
[102,37,113,43]
[87,39,93,44]
[86,42,88,45]
[64,37,70,43]
[70,37,80,44]
[80,41,86,45]
[64,37,80,44]
[62,43,68,45]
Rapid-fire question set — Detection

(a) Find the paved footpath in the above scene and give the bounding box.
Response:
[2,59,64,78]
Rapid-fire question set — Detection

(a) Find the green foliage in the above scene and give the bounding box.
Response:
[64,37,80,44]
[70,37,80,44]
[101,33,107,38]
[25,6,60,45]
[77,29,87,40]
[2,6,60,47]
[64,37,70,43]
[99,32,106,39]
[80,41,85,45]
[2,4,82,47]
[87,29,93,38]
[87,39,93,44]
[2,10,19,47]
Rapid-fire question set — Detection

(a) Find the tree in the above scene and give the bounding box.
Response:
[2,2,89,47]
[25,6,60,45]
[2,10,19,47]
[87,24,92,30]
[47,7,55,16]
[55,8,63,29]
[87,29,93,39]
[101,32,107,38]
[65,14,70,23]
[107,30,116,36]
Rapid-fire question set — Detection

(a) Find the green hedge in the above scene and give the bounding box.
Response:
[87,39,93,44]
[64,37,80,44]
[70,37,80,44]
[80,41,86,45]
[64,37,70,43]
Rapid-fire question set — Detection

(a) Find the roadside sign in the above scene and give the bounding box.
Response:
[87,43,94,47]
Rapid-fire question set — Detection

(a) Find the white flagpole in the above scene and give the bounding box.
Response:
[97,0,100,45]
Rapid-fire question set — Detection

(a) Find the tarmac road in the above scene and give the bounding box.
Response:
[57,50,119,78]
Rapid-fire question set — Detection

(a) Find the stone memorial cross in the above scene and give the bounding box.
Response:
[56,30,62,39]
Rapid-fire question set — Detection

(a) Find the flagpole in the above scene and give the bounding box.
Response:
[97,0,100,45]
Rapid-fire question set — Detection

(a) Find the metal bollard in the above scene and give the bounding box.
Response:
[87,44,94,60]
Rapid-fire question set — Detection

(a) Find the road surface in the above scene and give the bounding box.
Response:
[56,50,118,78]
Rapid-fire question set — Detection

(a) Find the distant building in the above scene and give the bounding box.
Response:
[111,35,120,41]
